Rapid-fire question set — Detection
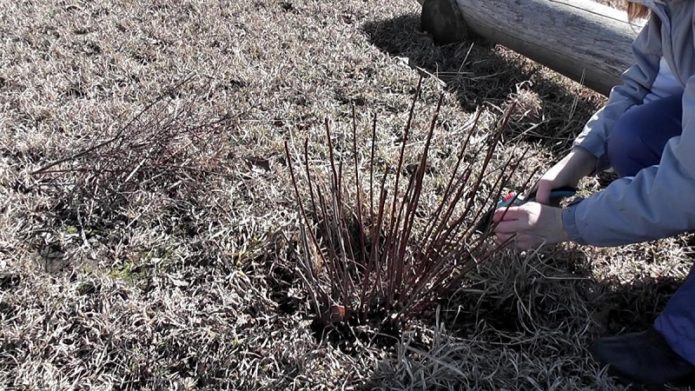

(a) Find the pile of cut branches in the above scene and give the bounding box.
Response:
[29,77,235,226]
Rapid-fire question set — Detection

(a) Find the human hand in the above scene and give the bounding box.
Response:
[493,202,568,249]
[534,147,597,204]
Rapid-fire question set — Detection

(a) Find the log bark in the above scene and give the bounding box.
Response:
[420,0,643,96]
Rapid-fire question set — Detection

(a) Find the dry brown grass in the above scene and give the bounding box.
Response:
[1,0,692,390]
[598,0,628,9]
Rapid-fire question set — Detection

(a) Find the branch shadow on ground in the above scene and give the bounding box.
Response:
[356,13,690,388]
[361,14,606,153]
[359,246,689,389]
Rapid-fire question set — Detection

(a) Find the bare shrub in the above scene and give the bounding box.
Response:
[286,79,534,331]
[30,77,235,228]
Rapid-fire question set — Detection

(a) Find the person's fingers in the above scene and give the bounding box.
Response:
[492,206,526,222]
[496,233,532,249]
[495,232,514,243]
[495,219,531,234]
[517,233,549,249]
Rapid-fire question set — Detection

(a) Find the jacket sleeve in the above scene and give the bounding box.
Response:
[562,75,695,246]
[573,16,662,167]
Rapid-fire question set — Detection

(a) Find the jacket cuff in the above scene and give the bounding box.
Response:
[573,133,605,160]
[562,202,588,245]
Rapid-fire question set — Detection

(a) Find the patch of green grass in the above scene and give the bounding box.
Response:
[107,248,173,282]
[108,260,146,283]
[64,225,78,235]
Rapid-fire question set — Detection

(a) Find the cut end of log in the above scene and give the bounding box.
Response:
[420,0,470,44]
[420,0,639,95]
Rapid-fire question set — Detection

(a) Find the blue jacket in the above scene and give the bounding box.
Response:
[563,0,695,245]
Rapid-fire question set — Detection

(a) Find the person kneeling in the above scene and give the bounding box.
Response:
[494,0,695,387]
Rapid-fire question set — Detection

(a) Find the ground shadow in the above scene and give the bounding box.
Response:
[441,249,684,336]
[356,14,691,388]
[360,245,690,389]
[361,9,684,341]
[361,14,606,152]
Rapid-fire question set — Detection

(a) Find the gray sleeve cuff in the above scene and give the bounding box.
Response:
[562,202,588,245]
[573,135,605,160]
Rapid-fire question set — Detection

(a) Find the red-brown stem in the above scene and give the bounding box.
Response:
[403,110,515,307]
[315,184,346,303]
[334,177,360,305]
[422,133,497,263]
[460,146,532,239]
[360,184,388,314]
[425,166,473,247]
[420,110,481,244]
[351,106,368,270]
[425,126,524,272]
[369,113,377,216]
[401,233,516,318]
[455,153,515,241]
[410,167,472,282]
[324,119,341,209]
[394,94,443,303]
[445,162,539,269]
[385,167,417,301]
[384,77,422,279]
[300,140,324,283]
[283,141,329,304]
[304,140,320,234]
[432,105,515,247]
[338,156,344,213]
[327,173,355,304]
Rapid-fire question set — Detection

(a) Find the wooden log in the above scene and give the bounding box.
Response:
[420,0,643,96]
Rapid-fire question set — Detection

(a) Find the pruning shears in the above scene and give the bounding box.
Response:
[476,186,577,233]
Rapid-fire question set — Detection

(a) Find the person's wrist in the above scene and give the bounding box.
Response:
[553,206,569,243]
